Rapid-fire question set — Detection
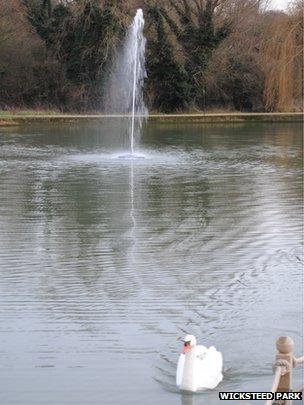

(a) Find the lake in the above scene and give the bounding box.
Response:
[0,121,302,405]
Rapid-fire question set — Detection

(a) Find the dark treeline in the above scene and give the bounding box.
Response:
[0,0,302,112]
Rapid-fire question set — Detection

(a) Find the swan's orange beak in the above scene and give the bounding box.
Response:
[183,342,191,354]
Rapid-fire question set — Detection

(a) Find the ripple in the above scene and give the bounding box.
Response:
[0,122,302,405]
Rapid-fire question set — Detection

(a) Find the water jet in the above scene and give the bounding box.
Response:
[105,9,148,158]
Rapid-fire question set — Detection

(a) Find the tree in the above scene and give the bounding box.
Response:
[0,0,302,112]
[24,0,126,109]
[0,0,66,110]
[145,5,191,112]
[154,0,231,106]
[260,5,303,111]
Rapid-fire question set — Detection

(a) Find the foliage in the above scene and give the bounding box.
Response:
[204,38,265,111]
[0,0,302,112]
[0,1,67,109]
[153,0,231,106]
[260,4,303,111]
[23,0,126,109]
[145,5,191,112]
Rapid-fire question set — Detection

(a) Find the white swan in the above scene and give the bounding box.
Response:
[176,334,223,392]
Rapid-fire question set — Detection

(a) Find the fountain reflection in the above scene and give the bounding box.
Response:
[0,121,302,405]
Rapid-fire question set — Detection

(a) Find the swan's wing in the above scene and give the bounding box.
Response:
[176,354,185,387]
[207,347,223,370]
[195,347,223,390]
[195,345,207,359]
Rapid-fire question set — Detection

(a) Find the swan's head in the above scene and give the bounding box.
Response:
[182,334,197,354]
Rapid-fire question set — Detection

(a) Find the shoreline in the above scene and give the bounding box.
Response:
[0,112,303,126]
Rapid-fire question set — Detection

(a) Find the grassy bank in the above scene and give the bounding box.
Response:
[0,111,303,126]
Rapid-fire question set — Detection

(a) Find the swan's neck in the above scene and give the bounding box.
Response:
[180,347,197,391]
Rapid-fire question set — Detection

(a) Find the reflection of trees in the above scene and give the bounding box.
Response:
[138,170,211,250]
[0,147,213,315]
[0,121,302,329]
[144,122,303,166]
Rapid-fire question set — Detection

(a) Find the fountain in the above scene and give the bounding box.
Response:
[104,9,148,157]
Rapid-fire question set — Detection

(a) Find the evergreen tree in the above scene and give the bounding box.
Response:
[146,6,191,112]
[156,0,230,107]
[24,0,124,108]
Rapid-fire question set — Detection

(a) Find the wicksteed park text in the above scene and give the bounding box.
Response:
[219,392,303,401]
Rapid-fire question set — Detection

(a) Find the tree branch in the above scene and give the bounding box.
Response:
[168,0,185,21]
[159,6,182,39]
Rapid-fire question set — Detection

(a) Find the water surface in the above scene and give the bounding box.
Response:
[0,121,302,405]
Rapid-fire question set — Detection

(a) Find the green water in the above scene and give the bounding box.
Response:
[0,121,302,405]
